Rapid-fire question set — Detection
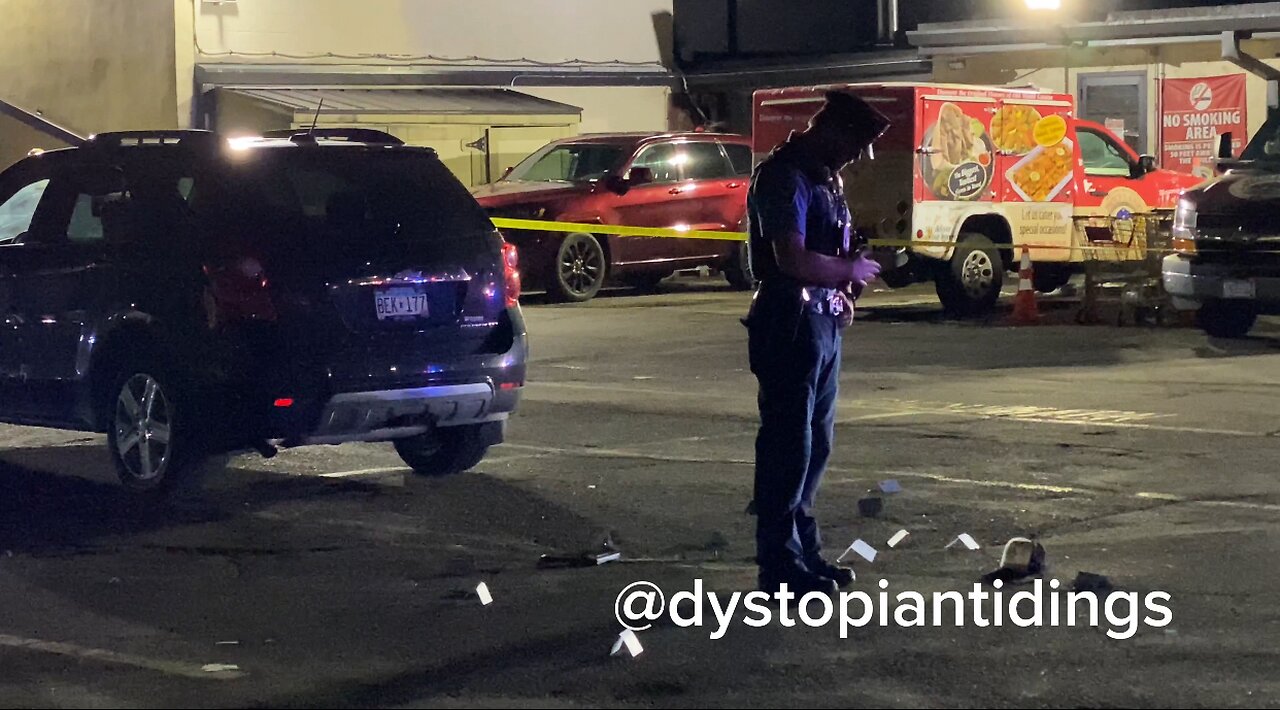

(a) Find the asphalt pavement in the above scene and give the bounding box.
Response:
[0,276,1277,708]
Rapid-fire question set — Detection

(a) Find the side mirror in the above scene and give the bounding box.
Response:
[502,166,514,179]
[1138,154,1157,174]
[627,166,654,186]
[1218,132,1235,159]
[603,174,629,195]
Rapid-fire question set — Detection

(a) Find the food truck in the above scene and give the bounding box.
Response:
[753,83,1204,314]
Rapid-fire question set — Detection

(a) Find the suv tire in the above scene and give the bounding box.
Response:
[724,240,755,290]
[1197,299,1258,339]
[394,425,490,477]
[551,233,607,302]
[106,360,205,494]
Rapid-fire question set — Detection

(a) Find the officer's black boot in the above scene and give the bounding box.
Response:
[805,557,856,588]
[759,567,839,596]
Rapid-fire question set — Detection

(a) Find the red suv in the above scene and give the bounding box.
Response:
[471,132,754,302]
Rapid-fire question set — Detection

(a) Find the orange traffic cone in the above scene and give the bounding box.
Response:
[1009,247,1040,325]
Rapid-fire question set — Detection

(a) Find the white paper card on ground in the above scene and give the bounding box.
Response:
[887,530,910,548]
[879,479,902,494]
[610,629,643,657]
[849,539,877,563]
[476,582,493,605]
[947,533,981,551]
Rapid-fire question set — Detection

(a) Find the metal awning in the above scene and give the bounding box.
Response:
[909,1,1280,56]
[196,63,672,90]
[220,87,582,116]
[0,97,84,144]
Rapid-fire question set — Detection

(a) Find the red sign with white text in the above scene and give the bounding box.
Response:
[1161,74,1247,178]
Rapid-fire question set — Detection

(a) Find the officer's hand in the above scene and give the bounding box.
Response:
[836,290,855,328]
[848,253,882,288]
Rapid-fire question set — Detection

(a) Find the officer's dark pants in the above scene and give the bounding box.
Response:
[748,299,842,580]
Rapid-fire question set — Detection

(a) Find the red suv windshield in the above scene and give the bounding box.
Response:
[505,143,628,183]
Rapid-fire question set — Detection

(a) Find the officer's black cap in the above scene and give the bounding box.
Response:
[812,91,892,145]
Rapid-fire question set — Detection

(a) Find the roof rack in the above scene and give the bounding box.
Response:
[261,128,405,146]
[86,130,219,149]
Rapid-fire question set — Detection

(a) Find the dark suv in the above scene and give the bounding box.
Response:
[472,132,754,302]
[0,129,526,493]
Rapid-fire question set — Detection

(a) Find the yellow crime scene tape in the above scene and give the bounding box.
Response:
[490,217,1196,255]
[490,217,747,242]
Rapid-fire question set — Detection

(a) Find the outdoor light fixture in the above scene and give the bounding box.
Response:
[1025,0,1061,9]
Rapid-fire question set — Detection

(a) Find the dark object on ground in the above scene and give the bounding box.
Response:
[1072,571,1115,595]
[858,497,883,517]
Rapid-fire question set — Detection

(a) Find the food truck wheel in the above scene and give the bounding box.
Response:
[937,233,1003,317]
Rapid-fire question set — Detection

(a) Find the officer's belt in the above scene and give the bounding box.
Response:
[757,281,843,317]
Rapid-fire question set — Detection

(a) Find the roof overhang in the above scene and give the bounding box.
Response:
[909,1,1280,56]
[680,50,931,90]
[218,87,583,118]
[0,98,84,145]
[196,62,674,92]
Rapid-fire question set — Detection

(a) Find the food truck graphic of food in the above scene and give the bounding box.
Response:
[752,83,1204,315]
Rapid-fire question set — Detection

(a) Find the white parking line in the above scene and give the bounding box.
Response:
[834,469,1280,513]
[523,381,1263,437]
[318,467,408,479]
[495,442,1280,514]
[0,634,244,680]
[501,442,753,466]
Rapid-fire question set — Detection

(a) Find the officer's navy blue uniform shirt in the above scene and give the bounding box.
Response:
[747,138,852,287]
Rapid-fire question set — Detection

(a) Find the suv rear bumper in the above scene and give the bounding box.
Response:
[1163,254,1280,311]
[298,382,517,445]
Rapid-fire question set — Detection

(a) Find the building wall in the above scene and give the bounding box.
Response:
[0,0,179,135]
[175,0,198,128]
[934,38,1280,166]
[517,87,672,134]
[193,0,672,64]
[193,0,675,135]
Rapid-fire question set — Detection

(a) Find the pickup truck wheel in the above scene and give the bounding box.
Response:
[1197,299,1258,338]
[551,233,606,302]
[724,240,755,290]
[107,364,205,495]
[936,233,1004,317]
[394,425,490,477]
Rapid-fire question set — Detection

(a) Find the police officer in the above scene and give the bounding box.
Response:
[744,91,891,595]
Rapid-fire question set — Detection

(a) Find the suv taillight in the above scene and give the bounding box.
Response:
[202,256,277,327]
[501,241,521,308]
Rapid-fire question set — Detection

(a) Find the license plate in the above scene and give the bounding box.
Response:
[375,288,429,320]
[1223,279,1257,299]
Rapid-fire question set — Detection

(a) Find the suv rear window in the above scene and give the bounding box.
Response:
[213,149,492,241]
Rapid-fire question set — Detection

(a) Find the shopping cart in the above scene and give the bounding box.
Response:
[1077,213,1176,326]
